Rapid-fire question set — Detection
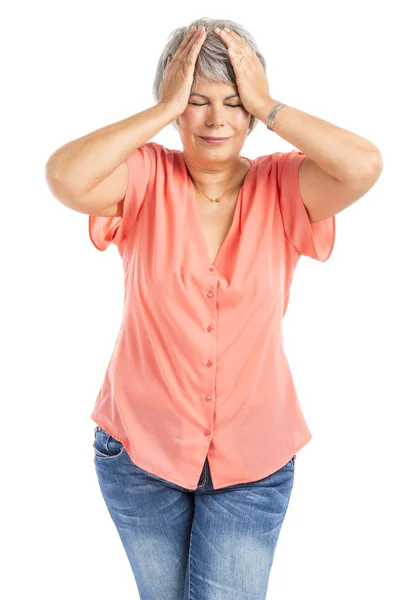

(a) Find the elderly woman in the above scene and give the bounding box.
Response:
[46,17,382,600]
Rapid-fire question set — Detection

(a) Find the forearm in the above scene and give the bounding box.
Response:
[45,102,178,196]
[256,99,383,182]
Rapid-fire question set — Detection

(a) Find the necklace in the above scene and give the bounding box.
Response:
[189,157,250,203]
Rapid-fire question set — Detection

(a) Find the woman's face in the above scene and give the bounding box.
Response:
[177,79,251,168]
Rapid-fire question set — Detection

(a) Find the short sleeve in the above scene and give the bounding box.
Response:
[275,149,335,262]
[88,142,158,251]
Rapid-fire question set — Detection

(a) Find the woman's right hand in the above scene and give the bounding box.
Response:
[158,25,206,116]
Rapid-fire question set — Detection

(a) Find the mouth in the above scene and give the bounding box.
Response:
[199,136,230,144]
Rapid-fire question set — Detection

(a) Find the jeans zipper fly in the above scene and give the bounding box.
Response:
[198,457,209,488]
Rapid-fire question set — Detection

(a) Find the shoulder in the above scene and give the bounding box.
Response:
[136,142,182,169]
[139,142,179,157]
[252,149,306,176]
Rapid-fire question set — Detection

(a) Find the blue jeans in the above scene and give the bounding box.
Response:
[93,425,296,600]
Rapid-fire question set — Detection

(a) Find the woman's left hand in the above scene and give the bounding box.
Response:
[215,27,272,120]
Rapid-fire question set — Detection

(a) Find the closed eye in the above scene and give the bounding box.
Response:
[189,102,243,108]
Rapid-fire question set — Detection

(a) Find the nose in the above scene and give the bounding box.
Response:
[205,104,228,129]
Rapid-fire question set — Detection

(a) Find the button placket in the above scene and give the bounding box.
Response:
[205,284,215,370]
[206,271,215,335]
[204,267,217,436]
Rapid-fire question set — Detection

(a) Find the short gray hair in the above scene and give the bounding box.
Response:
[152,17,267,136]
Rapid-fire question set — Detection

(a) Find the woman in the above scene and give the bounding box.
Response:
[45,17,382,600]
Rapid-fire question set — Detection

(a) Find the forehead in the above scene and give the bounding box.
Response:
[190,80,239,98]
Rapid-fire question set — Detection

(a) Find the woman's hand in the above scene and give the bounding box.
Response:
[159,25,206,116]
[214,27,272,120]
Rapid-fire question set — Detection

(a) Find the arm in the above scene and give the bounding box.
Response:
[211,26,383,224]
[45,102,179,215]
[256,98,383,223]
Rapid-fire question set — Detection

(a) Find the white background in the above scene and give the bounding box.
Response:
[2,1,399,598]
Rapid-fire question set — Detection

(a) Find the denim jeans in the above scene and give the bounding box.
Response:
[93,425,296,600]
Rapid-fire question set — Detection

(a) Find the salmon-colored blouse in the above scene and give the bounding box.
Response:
[88,141,335,490]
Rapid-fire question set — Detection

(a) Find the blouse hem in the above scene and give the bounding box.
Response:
[90,414,312,491]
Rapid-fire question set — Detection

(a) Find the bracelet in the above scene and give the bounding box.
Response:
[266,102,287,131]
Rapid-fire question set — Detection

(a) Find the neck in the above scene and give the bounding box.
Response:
[183,155,250,197]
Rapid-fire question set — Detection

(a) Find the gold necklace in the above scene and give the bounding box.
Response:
[190,158,250,203]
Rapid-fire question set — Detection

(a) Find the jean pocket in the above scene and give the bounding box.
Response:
[93,426,125,459]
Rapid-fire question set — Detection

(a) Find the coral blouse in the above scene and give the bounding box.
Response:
[88,141,335,490]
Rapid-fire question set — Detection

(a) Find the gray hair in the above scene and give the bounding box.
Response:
[152,17,267,136]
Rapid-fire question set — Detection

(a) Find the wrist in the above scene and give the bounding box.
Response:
[254,98,281,123]
[157,100,183,121]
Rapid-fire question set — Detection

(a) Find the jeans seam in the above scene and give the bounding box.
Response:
[188,522,193,600]
[93,445,125,459]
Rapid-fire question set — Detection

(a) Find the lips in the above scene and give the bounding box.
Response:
[200,136,229,140]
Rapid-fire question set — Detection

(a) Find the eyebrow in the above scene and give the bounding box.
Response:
[189,93,240,100]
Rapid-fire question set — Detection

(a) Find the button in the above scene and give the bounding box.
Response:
[206,325,213,332]
[207,291,213,298]
[209,267,215,272]
[204,429,210,436]
[205,394,211,401]
[206,359,213,367]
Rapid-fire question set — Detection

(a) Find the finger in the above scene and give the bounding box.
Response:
[187,27,206,59]
[174,26,201,60]
[218,28,250,54]
[230,31,252,55]
[180,26,205,61]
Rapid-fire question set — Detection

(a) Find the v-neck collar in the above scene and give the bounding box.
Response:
[183,154,254,269]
